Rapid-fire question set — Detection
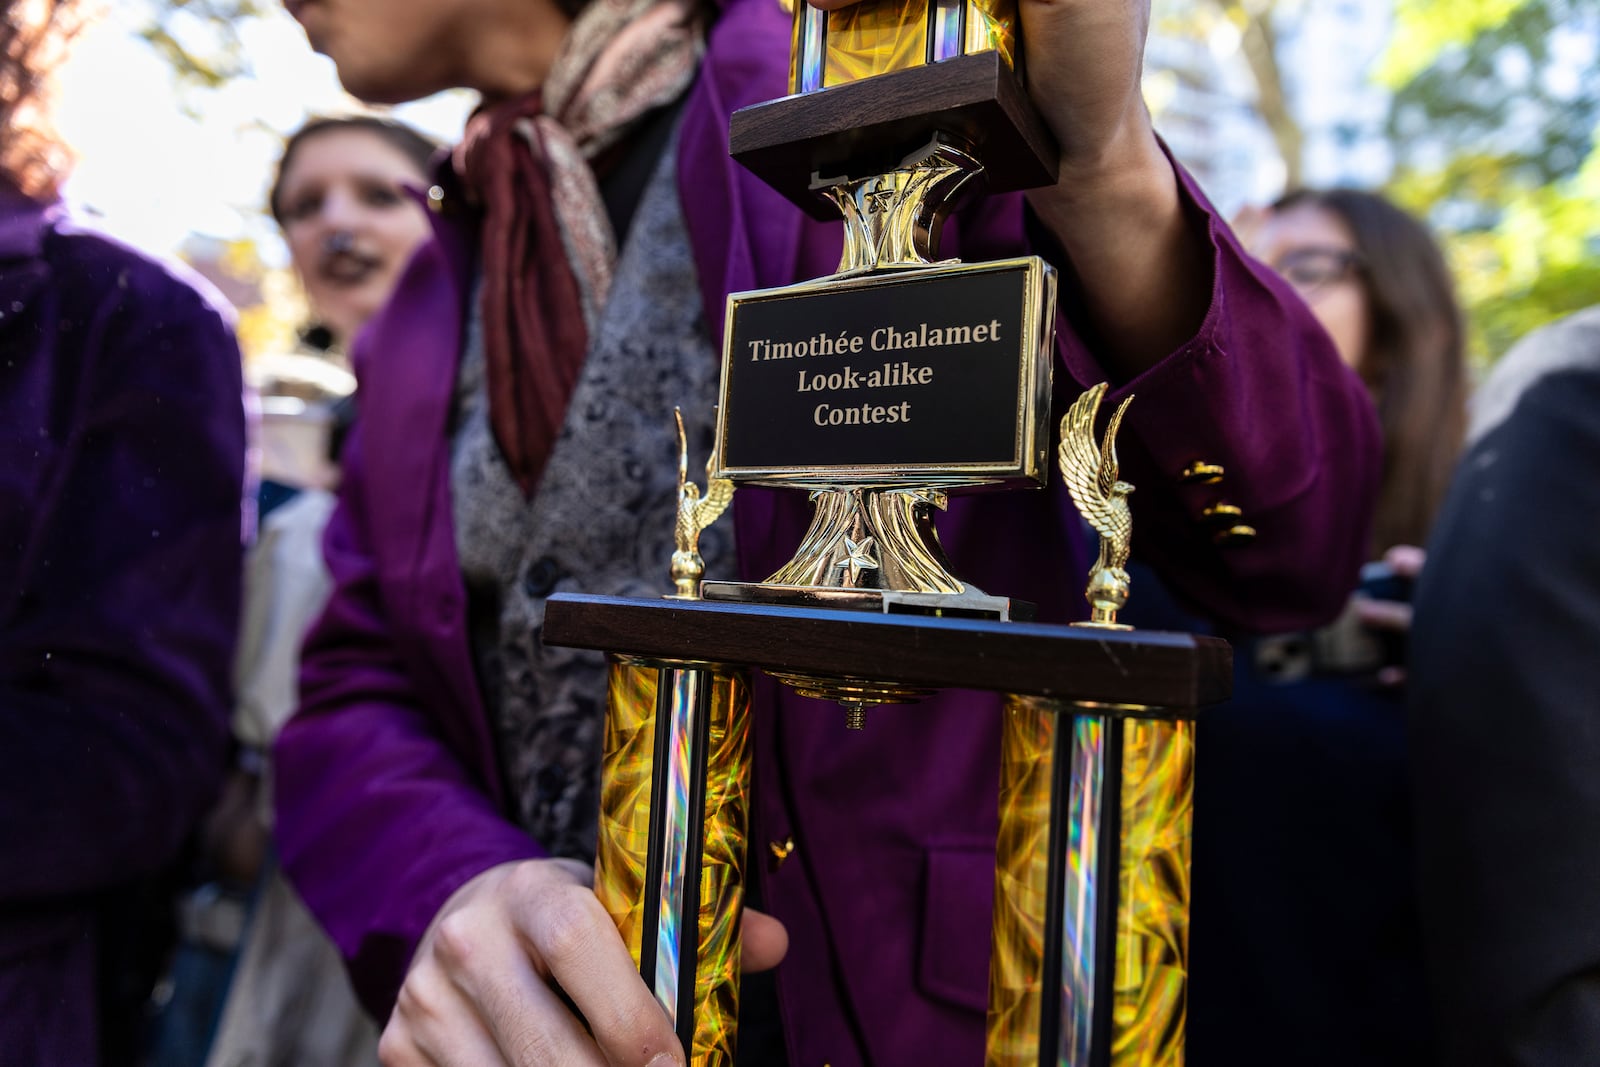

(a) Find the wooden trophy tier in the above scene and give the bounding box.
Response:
[543,593,1231,712]
[728,51,1060,221]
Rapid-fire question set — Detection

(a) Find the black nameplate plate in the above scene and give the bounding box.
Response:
[716,258,1054,486]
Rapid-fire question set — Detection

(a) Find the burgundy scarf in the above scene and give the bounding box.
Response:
[454,0,701,495]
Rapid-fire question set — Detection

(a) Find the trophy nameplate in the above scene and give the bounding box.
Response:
[718,257,1052,484]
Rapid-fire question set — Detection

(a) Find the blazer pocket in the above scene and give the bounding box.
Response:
[917,841,995,1013]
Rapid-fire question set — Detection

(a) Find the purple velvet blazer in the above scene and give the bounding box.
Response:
[275,2,1382,1063]
[0,188,247,1064]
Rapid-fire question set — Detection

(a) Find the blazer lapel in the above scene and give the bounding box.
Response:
[354,205,510,803]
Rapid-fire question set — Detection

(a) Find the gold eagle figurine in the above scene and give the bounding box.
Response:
[1058,383,1135,629]
[669,407,734,599]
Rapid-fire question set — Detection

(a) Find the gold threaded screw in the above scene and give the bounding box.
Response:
[843,701,868,730]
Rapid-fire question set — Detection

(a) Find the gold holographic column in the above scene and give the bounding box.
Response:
[789,0,1018,94]
[988,695,1057,1067]
[963,0,1016,66]
[823,0,930,87]
[690,669,751,1065]
[1110,720,1195,1067]
[596,660,660,962]
[593,659,752,1067]
[988,698,1106,1067]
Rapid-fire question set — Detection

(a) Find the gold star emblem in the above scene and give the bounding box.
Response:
[836,536,879,585]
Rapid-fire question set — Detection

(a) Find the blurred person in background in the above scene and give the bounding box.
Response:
[148,115,436,1067]
[1409,304,1600,1066]
[1247,189,1466,563]
[0,0,248,1063]
[1182,188,1469,1065]
[252,114,437,512]
[270,114,438,354]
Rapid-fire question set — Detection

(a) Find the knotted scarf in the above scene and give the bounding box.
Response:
[454,0,703,494]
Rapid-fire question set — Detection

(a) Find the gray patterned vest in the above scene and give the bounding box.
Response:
[449,129,733,861]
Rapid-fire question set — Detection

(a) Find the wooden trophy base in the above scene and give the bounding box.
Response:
[728,51,1060,220]
[543,593,1230,711]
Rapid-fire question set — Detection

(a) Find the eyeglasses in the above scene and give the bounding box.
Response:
[1269,246,1364,299]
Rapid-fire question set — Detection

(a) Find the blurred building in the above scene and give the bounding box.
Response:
[1145,0,1394,216]
[1289,0,1393,188]
[1145,31,1282,216]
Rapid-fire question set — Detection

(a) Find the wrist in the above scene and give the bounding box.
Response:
[1026,121,1173,240]
[1021,121,1211,377]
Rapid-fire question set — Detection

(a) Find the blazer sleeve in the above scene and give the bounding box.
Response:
[939,160,1382,634]
[274,419,546,1020]
[0,254,247,901]
[1409,325,1600,1065]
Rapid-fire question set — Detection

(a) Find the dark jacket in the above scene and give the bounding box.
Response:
[0,187,247,1065]
[1411,306,1600,1066]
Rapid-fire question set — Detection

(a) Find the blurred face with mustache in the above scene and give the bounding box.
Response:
[273,125,433,345]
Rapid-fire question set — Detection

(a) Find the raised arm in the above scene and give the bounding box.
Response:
[1017,0,1212,375]
[1008,0,1381,626]
[691,0,1382,635]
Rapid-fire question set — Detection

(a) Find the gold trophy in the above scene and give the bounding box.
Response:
[542,3,1226,1065]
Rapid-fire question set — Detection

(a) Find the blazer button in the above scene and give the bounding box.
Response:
[522,557,561,599]
[1180,461,1225,485]
[1200,502,1244,523]
[1213,524,1258,546]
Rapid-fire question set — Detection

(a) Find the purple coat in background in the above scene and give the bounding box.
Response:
[275,1,1382,1063]
[0,187,247,1064]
